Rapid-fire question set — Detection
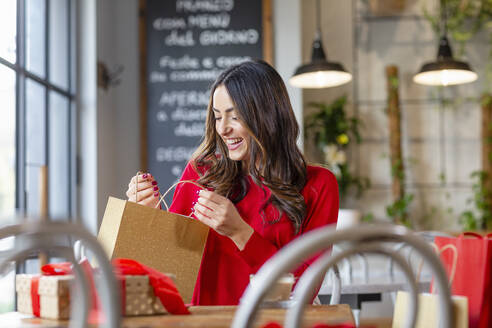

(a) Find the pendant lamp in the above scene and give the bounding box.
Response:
[413,0,477,86]
[289,0,352,89]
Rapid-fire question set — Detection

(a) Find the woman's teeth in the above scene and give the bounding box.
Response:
[226,138,242,145]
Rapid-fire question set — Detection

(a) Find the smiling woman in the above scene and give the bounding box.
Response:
[127,60,339,306]
[212,86,251,162]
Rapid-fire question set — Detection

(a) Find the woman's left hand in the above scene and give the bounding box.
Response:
[193,190,253,250]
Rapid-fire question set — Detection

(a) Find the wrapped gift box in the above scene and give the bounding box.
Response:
[16,273,168,319]
[122,275,167,316]
[16,274,71,319]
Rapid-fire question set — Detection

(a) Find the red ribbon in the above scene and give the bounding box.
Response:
[30,277,40,317]
[120,276,127,315]
[112,258,190,315]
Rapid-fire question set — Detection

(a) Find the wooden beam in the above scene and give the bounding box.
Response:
[386,65,405,224]
[262,0,274,65]
[39,165,48,267]
[481,93,492,230]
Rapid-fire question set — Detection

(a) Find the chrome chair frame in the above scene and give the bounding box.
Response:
[0,221,121,328]
[287,243,418,328]
[232,224,453,328]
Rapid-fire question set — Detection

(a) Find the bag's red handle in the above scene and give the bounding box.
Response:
[461,232,482,239]
[487,233,492,239]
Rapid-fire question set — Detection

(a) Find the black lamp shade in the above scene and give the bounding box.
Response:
[290,37,352,89]
[414,36,477,86]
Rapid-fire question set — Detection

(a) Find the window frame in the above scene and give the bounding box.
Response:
[0,0,77,219]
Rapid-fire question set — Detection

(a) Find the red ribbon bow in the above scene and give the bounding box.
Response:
[30,258,189,319]
[112,258,189,315]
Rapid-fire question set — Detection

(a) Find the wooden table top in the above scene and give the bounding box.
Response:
[0,305,354,327]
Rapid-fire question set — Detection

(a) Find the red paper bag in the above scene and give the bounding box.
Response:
[434,232,492,328]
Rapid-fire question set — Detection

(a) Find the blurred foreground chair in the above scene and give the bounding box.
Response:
[232,224,454,328]
[0,220,121,328]
[319,230,454,321]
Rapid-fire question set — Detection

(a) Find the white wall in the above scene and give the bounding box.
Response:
[273,0,303,149]
[87,0,141,229]
[77,0,98,234]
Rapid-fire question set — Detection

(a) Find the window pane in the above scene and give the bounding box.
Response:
[49,0,69,89]
[25,164,40,216]
[26,78,46,165]
[70,0,76,92]
[49,91,69,219]
[0,1,17,63]
[26,0,46,77]
[24,258,40,274]
[0,65,16,218]
[0,259,14,313]
[0,237,15,314]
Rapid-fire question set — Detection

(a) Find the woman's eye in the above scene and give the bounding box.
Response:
[214,117,222,121]
[232,117,238,120]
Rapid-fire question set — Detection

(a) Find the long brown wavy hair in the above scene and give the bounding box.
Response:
[192,60,307,233]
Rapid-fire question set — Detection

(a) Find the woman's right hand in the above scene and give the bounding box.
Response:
[126,173,160,208]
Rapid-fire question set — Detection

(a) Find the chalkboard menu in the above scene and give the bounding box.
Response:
[143,0,269,191]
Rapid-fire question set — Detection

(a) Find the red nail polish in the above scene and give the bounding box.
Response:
[152,181,157,186]
[154,192,159,197]
[153,186,159,191]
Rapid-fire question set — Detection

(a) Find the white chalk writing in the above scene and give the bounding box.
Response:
[199,29,258,46]
[175,122,205,136]
[159,91,209,107]
[150,71,167,83]
[156,111,168,122]
[171,108,207,121]
[176,0,234,13]
[156,146,195,162]
[170,69,221,82]
[165,30,195,47]
[159,55,200,69]
[171,165,183,176]
[153,17,187,30]
[216,56,250,68]
[188,13,230,29]
[202,57,214,69]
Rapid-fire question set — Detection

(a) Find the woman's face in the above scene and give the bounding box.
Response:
[212,85,250,162]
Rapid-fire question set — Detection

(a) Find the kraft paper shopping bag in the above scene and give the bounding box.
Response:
[393,291,468,328]
[97,196,209,304]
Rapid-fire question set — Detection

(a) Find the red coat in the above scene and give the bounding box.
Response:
[169,162,339,305]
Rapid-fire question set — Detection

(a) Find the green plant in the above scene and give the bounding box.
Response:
[304,96,370,201]
[460,170,492,230]
[386,193,414,228]
[385,156,414,227]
